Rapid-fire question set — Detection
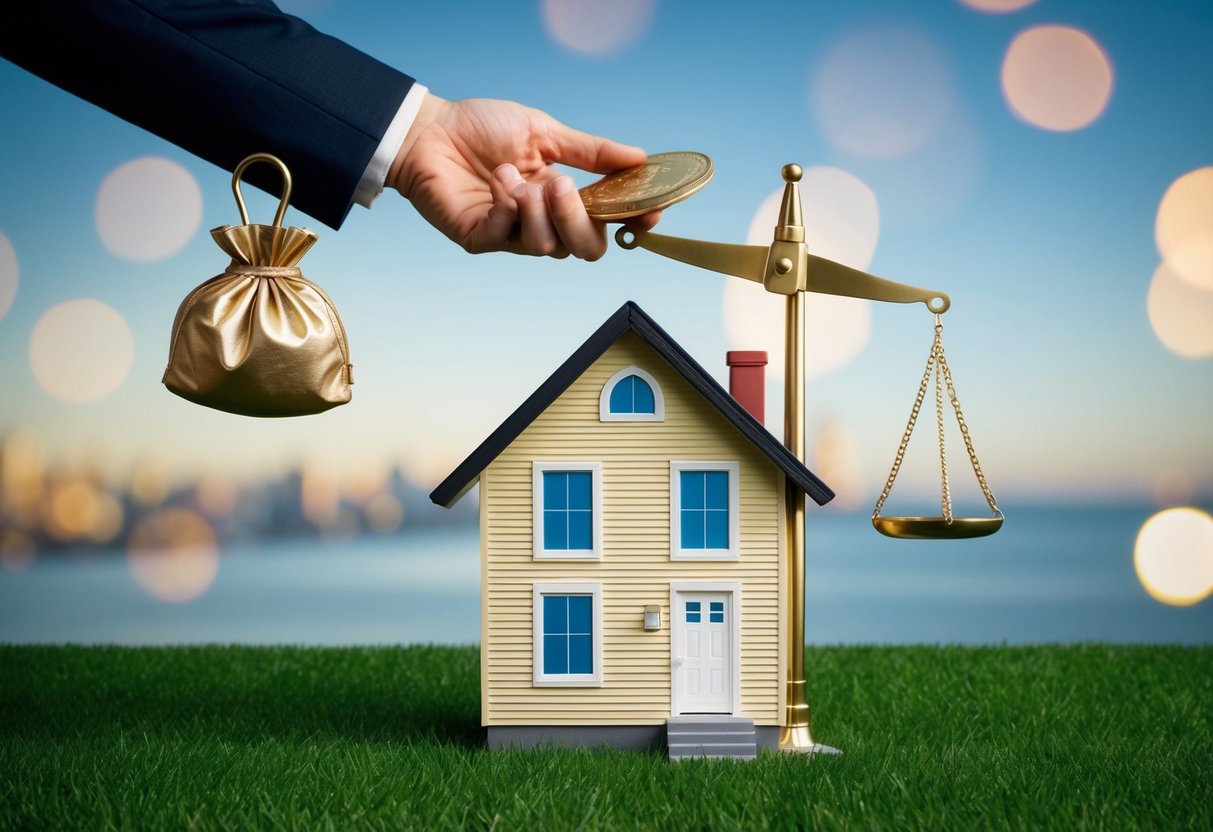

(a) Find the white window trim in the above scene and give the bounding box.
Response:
[533,582,604,687]
[599,365,665,422]
[670,460,741,560]
[669,581,742,717]
[532,461,604,559]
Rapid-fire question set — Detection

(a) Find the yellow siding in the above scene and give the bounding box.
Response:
[482,333,785,726]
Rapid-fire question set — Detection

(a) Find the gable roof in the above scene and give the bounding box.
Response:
[430,301,834,508]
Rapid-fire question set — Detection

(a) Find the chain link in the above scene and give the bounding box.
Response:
[934,323,952,523]
[872,315,1001,521]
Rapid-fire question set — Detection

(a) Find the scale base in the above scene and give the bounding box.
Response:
[778,724,843,756]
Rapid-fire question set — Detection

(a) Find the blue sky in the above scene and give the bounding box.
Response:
[1,0,1210,515]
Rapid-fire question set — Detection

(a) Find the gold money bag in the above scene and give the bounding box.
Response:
[163,153,353,417]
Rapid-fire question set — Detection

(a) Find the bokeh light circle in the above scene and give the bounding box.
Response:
[542,0,655,56]
[47,478,124,543]
[725,166,878,381]
[95,157,202,262]
[809,24,954,158]
[959,0,1037,12]
[1147,262,1213,358]
[0,230,17,320]
[127,508,219,603]
[1134,507,1213,606]
[1155,167,1213,291]
[1001,25,1113,132]
[813,421,863,510]
[29,299,135,403]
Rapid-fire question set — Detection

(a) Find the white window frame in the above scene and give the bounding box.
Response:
[599,365,665,422]
[532,461,603,559]
[533,582,604,687]
[670,460,741,561]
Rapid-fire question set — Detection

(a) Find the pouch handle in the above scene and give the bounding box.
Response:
[231,153,292,227]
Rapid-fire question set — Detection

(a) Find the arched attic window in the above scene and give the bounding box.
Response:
[599,366,664,422]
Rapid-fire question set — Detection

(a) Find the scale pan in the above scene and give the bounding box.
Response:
[872,516,1003,540]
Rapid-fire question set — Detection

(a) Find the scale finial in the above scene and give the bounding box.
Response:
[774,163,805,250]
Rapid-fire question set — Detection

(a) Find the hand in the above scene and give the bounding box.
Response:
[388,94,660,261]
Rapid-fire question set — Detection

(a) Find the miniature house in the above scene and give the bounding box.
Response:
[430,301,833,757]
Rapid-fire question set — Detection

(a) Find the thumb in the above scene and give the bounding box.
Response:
[546,119,647,175]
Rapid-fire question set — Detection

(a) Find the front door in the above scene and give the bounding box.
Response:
[673,591,732,714]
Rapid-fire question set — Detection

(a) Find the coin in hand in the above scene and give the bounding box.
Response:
[580,151,713,220]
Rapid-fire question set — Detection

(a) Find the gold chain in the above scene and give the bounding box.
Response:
[934,325,951,522]
[936,329,1001,517]
[873,315,1002,521]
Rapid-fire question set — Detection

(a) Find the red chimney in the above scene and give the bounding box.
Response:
[727,351,767,423]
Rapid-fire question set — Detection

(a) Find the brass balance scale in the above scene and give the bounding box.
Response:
[583,153,1003,753]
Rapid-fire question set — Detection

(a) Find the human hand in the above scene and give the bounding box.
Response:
[388,94,660,261]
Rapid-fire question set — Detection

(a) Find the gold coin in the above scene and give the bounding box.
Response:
[580,151,714,220]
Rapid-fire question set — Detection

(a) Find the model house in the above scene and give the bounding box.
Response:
[430,301,833,758]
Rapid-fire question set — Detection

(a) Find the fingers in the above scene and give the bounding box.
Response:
[545,118,648,175]
[545,175,608,261]
[475,164,521,247]
[482,166,630,262]
[512,181,567,259]
[623,209,663,232]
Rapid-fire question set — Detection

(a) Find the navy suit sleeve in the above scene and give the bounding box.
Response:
[0,0,415,229]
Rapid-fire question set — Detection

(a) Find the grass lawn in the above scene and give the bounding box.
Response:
[1,644,1210,830]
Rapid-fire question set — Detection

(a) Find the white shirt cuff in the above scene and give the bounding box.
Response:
[353,83,428,209]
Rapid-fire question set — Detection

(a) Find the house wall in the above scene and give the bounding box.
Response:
[481,333,786,727]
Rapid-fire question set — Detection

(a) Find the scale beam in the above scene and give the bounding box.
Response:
[805,254,950,313]
[614,230,950,313]
[616,228,766,285]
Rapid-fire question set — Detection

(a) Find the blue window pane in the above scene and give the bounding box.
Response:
[543,471,567,510]
[568,634,593,674]
[709,602,724,624]
[543,595,567,635]
[609,375,634,413]
[544,634,568,674]
[686,601,701,623]
[567,472,591,510]
[681,510,705,549]
[609,374,657,415]
[681,471,705,509]
[568,595,592,634]
[544,510,568,549]
[541,470,594,551]
[705,471,729,509]
[632,377,655,413]
[705,509,729,549]
[709,602,723,612]
[686,602,701,612]
[567,511,592,550]
[542,594,594,676]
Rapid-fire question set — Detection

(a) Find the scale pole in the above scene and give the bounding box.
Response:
[780,269,816,752]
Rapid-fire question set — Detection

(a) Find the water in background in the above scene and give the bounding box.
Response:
[1,504,1209,646]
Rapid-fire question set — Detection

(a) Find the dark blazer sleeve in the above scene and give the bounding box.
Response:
[0,0,415,229]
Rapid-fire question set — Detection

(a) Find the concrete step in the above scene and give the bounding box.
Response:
[667,716,757,761]
[667,729,757,745]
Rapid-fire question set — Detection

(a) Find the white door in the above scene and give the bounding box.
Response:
[673,591,732,714]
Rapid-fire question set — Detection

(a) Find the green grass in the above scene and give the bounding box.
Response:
[1,644,1210,830]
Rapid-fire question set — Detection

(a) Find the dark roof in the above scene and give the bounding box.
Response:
[430,301,834,508]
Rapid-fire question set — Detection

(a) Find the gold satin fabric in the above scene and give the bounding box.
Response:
[163,223,353,417]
